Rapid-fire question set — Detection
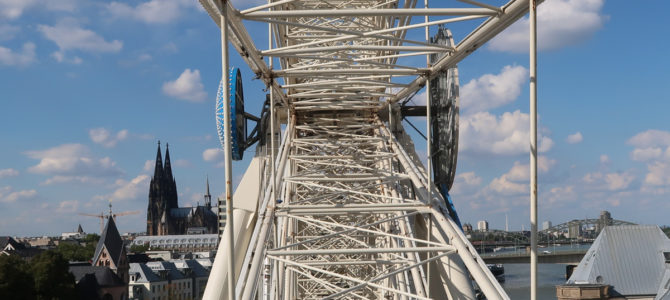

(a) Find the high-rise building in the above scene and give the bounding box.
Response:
[596,211,613,233]
[477,220,489,232]
[147,142,218,235]
[542,221,552,231]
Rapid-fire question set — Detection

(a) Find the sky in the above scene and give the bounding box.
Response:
[1,0,669,236]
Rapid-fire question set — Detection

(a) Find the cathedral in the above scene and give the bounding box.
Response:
[146,142,218,235]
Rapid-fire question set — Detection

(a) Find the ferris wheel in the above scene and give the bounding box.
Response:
[198,0,539,299]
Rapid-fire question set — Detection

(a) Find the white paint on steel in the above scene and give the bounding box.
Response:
[195,0,537,299]
[529,0,539,299]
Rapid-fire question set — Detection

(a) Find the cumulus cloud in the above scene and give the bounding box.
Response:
[0,0,76,20]
[628,129,670,148]
[566,132,583,144]
[0,0,37,19]
[0,42,36,67]
[38,19,122,62]
[583,171,635,191]
[110,175,150,202]
[0,168,19,178]
[460,65,527,113]
[163,69,207,102]
[631,147,663,162]
[459,110,554,156]
[0,186,37,203]
[203,148,225,167]
[41,176,104,186]
[25,144,123,177]
[644,162,670,187]
[489,0,607,53]
[450,171,483,195]
[89,128,129,148]
[487,156,556,195]
[107,0,199,24]
[143,160,155,172]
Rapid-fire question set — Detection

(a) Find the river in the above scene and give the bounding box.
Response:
[490,243,592,299]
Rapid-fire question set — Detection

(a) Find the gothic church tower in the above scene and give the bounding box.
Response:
[146,141,179,235]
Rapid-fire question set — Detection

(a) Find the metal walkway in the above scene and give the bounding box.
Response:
[197,0,535,299]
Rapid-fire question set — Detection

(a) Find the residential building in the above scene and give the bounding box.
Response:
[128,263,168,300]
[92,215,129,284]
[62,224,86,240]
[70,263,127,300]
[146,261,192,300]
[173,259,210,299]
[477,220,489,232]
[129,259,211,300]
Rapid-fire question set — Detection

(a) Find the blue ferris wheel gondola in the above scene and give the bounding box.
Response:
[216,67,246,161]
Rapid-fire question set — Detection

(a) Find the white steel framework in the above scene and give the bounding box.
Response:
[198,0,537,299]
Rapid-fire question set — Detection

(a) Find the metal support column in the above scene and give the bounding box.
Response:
[529,0,538,299]
[220,1,235,299]
[424,1,432,295]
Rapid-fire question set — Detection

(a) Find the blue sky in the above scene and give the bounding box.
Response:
[1,0,669,236]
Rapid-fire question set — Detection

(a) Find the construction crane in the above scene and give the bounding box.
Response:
[78,202,140,234]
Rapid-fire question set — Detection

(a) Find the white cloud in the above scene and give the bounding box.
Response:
[107,0,199,24]
[0,0,37,19]
[628,129,670,148]
[38,19,122,61]
[546,185,576,205]
[566,132,583,144]
[0,42,36,67]
[163,69,207,102]
[41,176,104,185]
[56,200,79,213]
[459,110,554,156]
[600,154,610,164]
[583,171,635,191]
[89,128,129,148]
[203,148,225,167]
[644,162,670,187]
[143,160,155,172]
[631,147,663,162]
[487,156,556,195]
[203,148,222,161]
[0,24,20,41]
[461,65,527,113]
[110,175,150,202]
[25,144,123,177]
[489,0,607,53]
[0,186,37,203]
[0,0,76,20]
[450,171,483,195]
[0,168,19,178]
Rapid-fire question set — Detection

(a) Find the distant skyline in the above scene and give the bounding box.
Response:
[2,0,670,236]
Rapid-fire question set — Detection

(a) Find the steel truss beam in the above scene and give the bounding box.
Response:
[197,0,533,299]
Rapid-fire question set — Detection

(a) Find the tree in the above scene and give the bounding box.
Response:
[0,254,36,299]
[30,251,76,300]
[130,243,149,253]
[56,242,90,262]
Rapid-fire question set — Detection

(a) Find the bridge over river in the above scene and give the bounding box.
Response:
[481,249,587,265]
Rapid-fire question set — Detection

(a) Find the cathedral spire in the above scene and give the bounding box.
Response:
[204,175,212,209]
[164,143,174,180]
[153,141,163,178]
